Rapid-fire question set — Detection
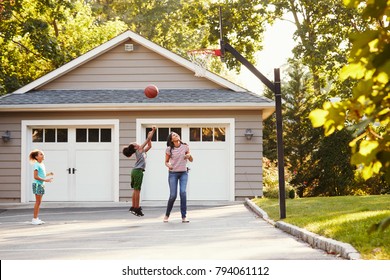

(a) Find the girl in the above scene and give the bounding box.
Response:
[29,149,53,225]
[123,126,156,217]
[164,132,193,223]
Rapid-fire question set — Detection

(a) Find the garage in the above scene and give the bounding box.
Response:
[0,31,273,204]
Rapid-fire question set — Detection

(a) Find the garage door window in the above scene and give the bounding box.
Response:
[146,127,181,142]
[76,128,112,143]
[190,127,225,142]
[32,128,68,143]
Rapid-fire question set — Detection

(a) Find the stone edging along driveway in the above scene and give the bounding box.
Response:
[245,198,361,260]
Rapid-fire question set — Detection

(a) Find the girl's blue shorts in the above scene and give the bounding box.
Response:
[32,183,45,195]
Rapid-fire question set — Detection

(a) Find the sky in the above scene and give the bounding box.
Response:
[237,17,297,94]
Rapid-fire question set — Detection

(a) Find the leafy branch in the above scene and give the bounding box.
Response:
[309,0,390,183]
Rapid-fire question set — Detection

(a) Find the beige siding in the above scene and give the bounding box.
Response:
[0,110,264,202]
[40,41,222,90]
[235,113,264,199]
[0,115,21,202]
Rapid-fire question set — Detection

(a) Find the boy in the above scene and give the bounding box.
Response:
[122,126,156,216]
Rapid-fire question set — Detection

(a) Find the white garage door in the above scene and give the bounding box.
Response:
[27,126,115,202]
[140,119,234,201]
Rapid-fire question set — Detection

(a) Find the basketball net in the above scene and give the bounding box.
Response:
[187,49,221,77]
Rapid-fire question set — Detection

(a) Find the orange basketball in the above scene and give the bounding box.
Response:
[144,85,159,98]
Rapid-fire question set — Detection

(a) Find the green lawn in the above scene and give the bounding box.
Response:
[252,195,390,260]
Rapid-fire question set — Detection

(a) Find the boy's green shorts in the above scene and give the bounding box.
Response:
[130,168,144,190]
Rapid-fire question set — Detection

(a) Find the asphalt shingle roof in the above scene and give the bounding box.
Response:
[0,89,272,106]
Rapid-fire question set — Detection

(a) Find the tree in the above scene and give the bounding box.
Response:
[0,0,127,95]
[305,129,356,196]
[309,0,390,183]
[268,0,367,96]
[263,63,318,167]
[87,0,279,72]
[89,0,203,54]
[263,61,357,196]
[280,62,325,196]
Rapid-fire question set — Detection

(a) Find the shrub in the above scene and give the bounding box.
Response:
[263,157,295,199]
[288,189,296,199]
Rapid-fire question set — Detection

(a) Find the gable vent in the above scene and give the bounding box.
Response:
[124,44,134,52]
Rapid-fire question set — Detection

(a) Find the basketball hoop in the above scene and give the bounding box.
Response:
[187,49,221,77]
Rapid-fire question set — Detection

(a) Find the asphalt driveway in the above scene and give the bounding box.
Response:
[0,202,340,260]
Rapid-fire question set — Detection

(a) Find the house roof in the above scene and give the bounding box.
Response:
[0,89,275,118]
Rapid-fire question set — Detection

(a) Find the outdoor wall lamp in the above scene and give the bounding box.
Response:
[244,129,254,140]
[2,130,11,143]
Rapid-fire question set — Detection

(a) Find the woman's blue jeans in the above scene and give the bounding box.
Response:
[165,171,188,218]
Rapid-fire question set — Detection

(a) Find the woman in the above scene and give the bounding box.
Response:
[164,132,193,223]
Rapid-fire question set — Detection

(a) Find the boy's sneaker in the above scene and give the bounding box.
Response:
[129,207,143,216]
[31,218,44,225]
[130,208,144,217]
[129,207,139,216]
[135,208,144,216]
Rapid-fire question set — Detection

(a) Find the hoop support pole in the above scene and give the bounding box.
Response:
[219,6,225,61]
[222,42,275,92]
[220,41,286,219]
